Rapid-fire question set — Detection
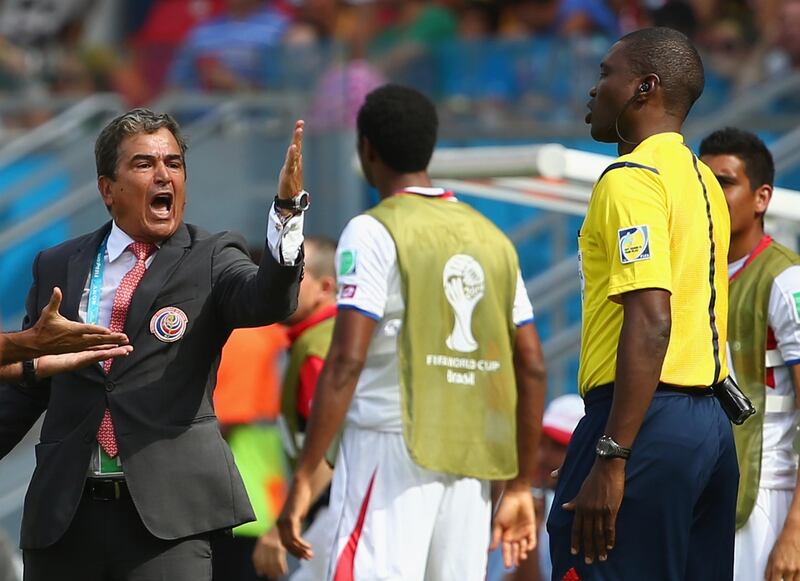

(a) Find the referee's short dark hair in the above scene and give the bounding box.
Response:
[699,127,775,188]
[357,84,438,173]
[619,27,704,121]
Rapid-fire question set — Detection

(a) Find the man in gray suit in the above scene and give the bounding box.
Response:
[0,109,308,580]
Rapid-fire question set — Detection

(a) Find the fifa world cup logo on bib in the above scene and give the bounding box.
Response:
[443,254,485,353]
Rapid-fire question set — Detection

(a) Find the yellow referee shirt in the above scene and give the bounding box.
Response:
[578,132,730,396]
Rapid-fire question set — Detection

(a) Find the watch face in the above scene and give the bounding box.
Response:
[297,191,310,211]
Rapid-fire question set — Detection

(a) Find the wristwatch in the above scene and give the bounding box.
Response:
[21,359,38,389]
[274,190,311,213]
[595,435,632,460]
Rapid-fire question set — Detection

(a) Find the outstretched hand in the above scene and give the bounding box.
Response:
[277,120,304,201]
[29,287,129,356]
[35,344,134,378]
[490,486,537,569]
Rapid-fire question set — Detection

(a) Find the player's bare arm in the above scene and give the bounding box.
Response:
[253,460,333,578]
[277,309,376,560]
[491,322,547,568]
[764,364,800,581]
[1,287,129,365]
[564,288,671,564]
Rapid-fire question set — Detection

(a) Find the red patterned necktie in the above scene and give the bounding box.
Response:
[97,241,157,457]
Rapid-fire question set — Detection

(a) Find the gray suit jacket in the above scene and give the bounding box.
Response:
[0,221,303,549]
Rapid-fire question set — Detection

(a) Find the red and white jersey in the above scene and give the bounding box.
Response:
[335,187,535,432]
[729,254,800,490]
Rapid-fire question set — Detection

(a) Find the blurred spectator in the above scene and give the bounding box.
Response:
[777,0,800,70]
[287,1,385,130]
[368,0,457,93]
[308,58,385,130]
[557,0,620,35]
[502,0,620,37]
[0,0,91,47]
[733,0,800,99]
[439,1,519,116]
[459,1,502,39]
[370,0,457,53]
[169,0,290,91]
[128,0,225,99]
[651,0,698,39]
[0,0,93,96]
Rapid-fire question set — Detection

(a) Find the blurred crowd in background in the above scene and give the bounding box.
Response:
[1,0,799,140]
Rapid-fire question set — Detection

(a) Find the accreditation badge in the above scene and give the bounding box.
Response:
[150,306,188,342]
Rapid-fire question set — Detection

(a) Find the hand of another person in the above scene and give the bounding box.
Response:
[252,527,288,579]
[765,520,800,581]
[562,458,625,565]
[277,476,314,560]
[490,486,537,569]
[277,120,305,202]
[35,344,134,378]
[30,287,129,355]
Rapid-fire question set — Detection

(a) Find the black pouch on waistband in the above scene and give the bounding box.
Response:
[712,376,755,425]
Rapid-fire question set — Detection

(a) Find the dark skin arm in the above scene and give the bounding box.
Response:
[765,364,800,581]
[564,288,671,564]
[0,287,129,365]
[278,309,375,559]
[491,323,547,568]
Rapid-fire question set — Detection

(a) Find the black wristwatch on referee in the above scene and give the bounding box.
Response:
[595,435,632,460]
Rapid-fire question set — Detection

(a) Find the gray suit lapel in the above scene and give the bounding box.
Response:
[64,222,112,321]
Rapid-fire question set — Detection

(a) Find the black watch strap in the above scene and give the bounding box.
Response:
[274,191,310,213]
[595,435,632,460]
[21,359,37,388]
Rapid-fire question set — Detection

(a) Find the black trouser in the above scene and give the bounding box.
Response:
[23,480,212,581]
[211,534,272,581]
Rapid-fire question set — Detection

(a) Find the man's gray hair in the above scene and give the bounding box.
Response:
[95,108,187,179]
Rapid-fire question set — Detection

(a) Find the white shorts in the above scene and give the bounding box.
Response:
[322,425,491,581]
[734,487,793,581]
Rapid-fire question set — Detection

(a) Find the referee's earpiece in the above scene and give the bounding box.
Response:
[639,81,651,93]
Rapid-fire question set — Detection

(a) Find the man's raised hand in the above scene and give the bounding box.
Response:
[277,120,305,201]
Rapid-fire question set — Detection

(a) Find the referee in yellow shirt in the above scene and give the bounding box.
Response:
[547,28,738,581]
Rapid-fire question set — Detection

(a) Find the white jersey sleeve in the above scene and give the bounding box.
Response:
[513,270,535,326]
[769,265,800,366]
[335,215,397,320]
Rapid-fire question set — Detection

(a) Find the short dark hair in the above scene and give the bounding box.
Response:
[356,84,438,173]
[699,127,775,188]
[95,108,187,179]
[619,27,704,120]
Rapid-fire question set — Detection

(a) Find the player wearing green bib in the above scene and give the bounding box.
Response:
[278,84,547,581]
